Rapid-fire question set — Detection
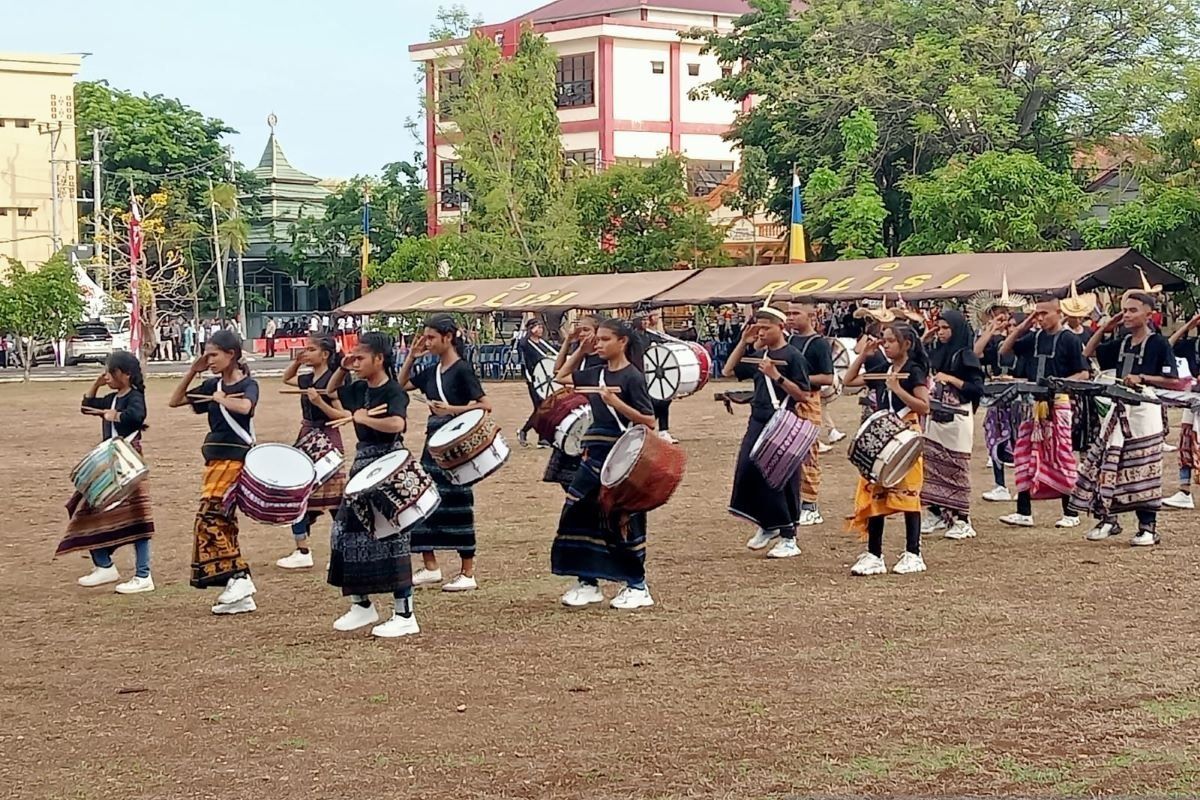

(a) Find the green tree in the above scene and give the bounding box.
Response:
[573,155,728,271]
[0,254,86,382]
[802,111,889,259]
[903,151,1086,254]
[732,145,771,265]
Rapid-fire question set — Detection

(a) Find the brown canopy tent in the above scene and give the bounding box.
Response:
[647,248,1184,306]
[337,271,697,315]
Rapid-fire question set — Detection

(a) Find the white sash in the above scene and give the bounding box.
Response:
[598,371,627,432]
[216,379,255,445]
[108,395,119,440]
[434,366,448,404]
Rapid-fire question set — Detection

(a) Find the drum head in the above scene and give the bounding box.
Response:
[532,358,562,400]
[600,427,646,488]
[643,343,683,401]
[428,409,486,447]
[345,449,411,495]
[245,444,317,490]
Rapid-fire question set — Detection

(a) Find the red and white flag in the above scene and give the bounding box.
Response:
[128,198,143,357]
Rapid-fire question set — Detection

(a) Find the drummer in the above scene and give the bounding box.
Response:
[974,307,1024,502]
[843,323,931,576]
[726,305,811,558]
[543,314,605,491]
[1164,312,1200,510]
[167,329,261,616]
[551,317,657,609]
[58,351,156,595]
[997,295,1089,530]
[633,309,678,444]
[400,313,490,593]
[785,302,834,527]
[326,332,419,638]
[516,317,559,448]
[1074,293,1177,546]
[278,335,347,570]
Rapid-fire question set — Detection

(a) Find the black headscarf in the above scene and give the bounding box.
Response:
[929,309,985,405]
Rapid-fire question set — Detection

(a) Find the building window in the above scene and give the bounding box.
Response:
[688,63,700,77]
[439,161,466,209]
[721,66,733,79]
[438,69,464,119]
[651,61,665,75]
[556,54,595,108]
[14,119,31,129]
[0,208,7,216]
[563,149,598,178]
[688,160,735,196]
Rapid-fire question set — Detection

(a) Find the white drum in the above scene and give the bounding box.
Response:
[644,341,706,401]
[554,405,592,456]
[830,336,862,397]
[237,444,317,525]
[344,449,441,539]
[426,408,511,486]
[531,358,562,401]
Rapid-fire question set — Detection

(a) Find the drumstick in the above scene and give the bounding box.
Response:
[80,407,108,416]
[860,373,910,380]
[328,404,390,427]
[740,357,789,366]
[278,388,337,396]
[573,386,622,395]
[187,392,244,401]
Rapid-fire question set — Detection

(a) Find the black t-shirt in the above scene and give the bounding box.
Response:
[863,358,928,415]
[190,376,260,462]
[1012,328,1088,381]
[411,359,486,433]
[518,337,557,382]
[1096,332,1178,380]
[82,389,146,441]
[572,363,654,432]
[337,378,409,446]
[733,345,810,423]
[982,335,1021,378]
[788,333,835,378]
[299,369,337,424]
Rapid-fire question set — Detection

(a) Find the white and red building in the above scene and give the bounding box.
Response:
[410,0,797,237]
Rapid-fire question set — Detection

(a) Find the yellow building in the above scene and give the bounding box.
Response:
[0,52,81,272]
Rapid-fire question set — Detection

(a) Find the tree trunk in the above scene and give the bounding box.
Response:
[22,338,34,383]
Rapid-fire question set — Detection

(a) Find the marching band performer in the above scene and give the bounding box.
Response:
[59,351,156,594]
[543,314,605,490]
[551,317,658,609]
[921,309,986,539]
[843,323,931,576]
[975,308,1024,502]
[1074,293,1177,546]
[1164,312,1200,510]
[785,302,834,526]
[401,313,490,593]
[277,335,347,569]
[168,329,261,615]
[517,317,559,448]
[997,296,1089,529]
[326,332,419,637]
[726,305,811,558]
[633,309,678,444]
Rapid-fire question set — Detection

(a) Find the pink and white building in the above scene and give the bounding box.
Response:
[410,0,789,235]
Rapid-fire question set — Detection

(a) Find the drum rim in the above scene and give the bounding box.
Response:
[344,448,413,494]
[428,408,488,446]
[600,426,647,487]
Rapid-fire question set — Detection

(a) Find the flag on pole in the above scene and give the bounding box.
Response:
[359,194,371,294]
[789,172,807,263]
[128,197,143,357]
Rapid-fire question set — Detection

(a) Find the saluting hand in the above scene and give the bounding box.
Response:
[1103,312,1125,334]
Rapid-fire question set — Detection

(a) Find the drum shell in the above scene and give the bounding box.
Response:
[645,341,710,401]
[71,438,149,510]
[237,444,316,525]
[552,406,591,457]
[428,411,501,470]
[345,451,441,539]
[848,411,924,488]
[750,408,819,489]
[532,389,588,443]
[599,426,687,513]
[295,428,344,486]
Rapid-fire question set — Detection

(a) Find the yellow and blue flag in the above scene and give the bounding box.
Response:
[789,172,807,263]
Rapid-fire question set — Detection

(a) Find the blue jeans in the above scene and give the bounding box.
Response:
[91,538,151,578]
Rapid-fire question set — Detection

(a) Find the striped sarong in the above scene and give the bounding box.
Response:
[795,390,822,503]
[58,480,155,557]
[328,442,414,596]
[1181,409,1199,477]
[1071,391,1164,518]
[848,418,924,539]
[191,460,248,589]
[1014,396,1077,499]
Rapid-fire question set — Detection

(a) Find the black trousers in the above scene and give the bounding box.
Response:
[653,398,671,431]
[266,336,276,358]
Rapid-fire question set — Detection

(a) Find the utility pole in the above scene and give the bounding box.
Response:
[208,176,227,323]
[39,122,64,252]
[228,149,247,341]
[90,129,105,285]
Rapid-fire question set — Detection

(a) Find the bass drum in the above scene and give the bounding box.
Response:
[531,357,563,401]
[827,337,863,398]
[643,341,711,401]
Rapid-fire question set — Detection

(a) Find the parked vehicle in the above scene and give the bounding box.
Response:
[64,321,114,366]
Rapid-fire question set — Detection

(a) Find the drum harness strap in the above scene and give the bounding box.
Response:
[598,371,628,432]
[217,379,256,446]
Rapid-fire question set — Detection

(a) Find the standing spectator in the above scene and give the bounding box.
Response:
[321,313,331,333]
[264,316,278,358]
[337,315,347,336]
[309,314,320,336]
[169,317,183,361]
[183,319,196,360]
[158,318,173,361]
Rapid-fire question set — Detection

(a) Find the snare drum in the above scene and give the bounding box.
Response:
[599,425,687,513]
[644,341,712,401]
[426,409,510,486]
[237,443,316,525]
[848,411,924,488]
[533,388,593,457]
[344,449,440,539]
[749,408,819,489]
[70,437,148,510]
[295,428,344,486]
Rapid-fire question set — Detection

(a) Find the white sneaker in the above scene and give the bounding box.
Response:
[745,528,778,550]
[561,581,605,607]
[1163,491,1195,510]
[767,538,801,559]
[217,576,256,605]
[412,568,443,587]
[657,430,679,445]
[985,456,994,468]
[982,485,1012,502]
[372,613,420,638]
[77,565,120,587]
[1131,530,1161,547]
[114,575,154,594]
[211,596,257,615]
[442,574,478,593]
[850,552,887,576]
[944,520,977,540]
[798,509,825,526]
[920,511,947,534]
[1055,515,1082,529]
[816,441,833,454]
[276,549,314,569]
[610,586,654,610]
[1164,442,1178,452]
[828,428,847,444]
[999,513,1034,527]
[1085,521,1121,541]
[892,551,927,574]
[333,602,379,631]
